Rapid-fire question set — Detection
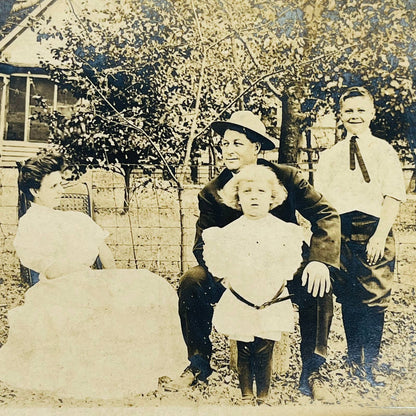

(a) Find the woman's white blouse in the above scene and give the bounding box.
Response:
[14,203,108,275]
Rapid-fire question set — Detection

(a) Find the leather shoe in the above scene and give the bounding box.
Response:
[348,360,366,380]
[163,367,200,392]
[308,372,336,404]
[240,395,255,405]
[365,365,385,388]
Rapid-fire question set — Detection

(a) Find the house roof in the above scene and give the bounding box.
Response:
[0,1,44,41]
[0,0,110,68]
[0,0,58,58]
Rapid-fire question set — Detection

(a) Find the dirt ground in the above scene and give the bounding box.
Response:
[0,197,416,414]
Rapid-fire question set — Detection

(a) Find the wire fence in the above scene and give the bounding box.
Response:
[87,168,201,280]
[0,166,203,283]
[1,165,416,289]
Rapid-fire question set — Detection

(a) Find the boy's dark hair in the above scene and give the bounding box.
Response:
[17,152,64,202]
[339,86,374,107]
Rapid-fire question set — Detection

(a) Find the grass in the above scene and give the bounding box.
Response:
[0,168,415,411]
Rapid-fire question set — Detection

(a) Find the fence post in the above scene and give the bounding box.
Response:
[178,185,185,276]
[305,129,314,185]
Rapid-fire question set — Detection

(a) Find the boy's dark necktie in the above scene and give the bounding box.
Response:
[349,135,371,183]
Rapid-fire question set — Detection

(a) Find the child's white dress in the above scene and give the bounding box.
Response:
[202,214,304,342]
[0,203,186,399]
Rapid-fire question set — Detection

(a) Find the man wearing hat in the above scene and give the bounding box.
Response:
[165,111,340,402]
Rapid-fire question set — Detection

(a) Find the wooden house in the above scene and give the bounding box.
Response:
[0,0,96,166]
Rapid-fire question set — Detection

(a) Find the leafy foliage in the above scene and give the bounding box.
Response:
[300,0,416,164]
[34,0,290,181]
[33,0,416,181]
[36,1,196,178]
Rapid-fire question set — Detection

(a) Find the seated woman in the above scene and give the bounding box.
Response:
[0,152,186,400]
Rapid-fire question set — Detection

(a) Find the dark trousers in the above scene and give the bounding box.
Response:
[237,338,274,398]
[333,211,393,366]
[178,264,333,380]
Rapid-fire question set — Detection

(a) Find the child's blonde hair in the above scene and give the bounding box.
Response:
[219,165,287,211]
[339,86,374,107]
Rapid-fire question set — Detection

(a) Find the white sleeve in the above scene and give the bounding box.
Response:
[14,217,57,274]
[380,145,406,202]
[280,224,304,281]
[71,212,109,247]
[202,227,232,280]
[314,151,331,198]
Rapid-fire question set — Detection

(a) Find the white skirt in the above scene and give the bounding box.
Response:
[0,269,186,399]
[213,288,294,342]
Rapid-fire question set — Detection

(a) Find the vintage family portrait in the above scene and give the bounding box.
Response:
[0,0,415,415]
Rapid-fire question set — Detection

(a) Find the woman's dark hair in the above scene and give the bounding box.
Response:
[17,152,64,203]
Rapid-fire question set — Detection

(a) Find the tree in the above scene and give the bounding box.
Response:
[300,0,416,165]
[35,0,285,202]
[34,0,416,197]
[196,0,416,165]
[0,0,16,30]
[0,0,44,39]
[34,0,202,209]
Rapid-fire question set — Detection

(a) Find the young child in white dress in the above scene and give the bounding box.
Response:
[202,165,304,403]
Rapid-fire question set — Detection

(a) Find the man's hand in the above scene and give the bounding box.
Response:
[301,261,331,297]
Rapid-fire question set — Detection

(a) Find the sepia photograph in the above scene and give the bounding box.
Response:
[0,0,415,415]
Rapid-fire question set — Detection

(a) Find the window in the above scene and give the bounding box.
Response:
[0,73,78,143]
[29,76,55,142]
[5,75,26,141]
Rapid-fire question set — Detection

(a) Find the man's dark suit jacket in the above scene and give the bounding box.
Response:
[193,159,340,271]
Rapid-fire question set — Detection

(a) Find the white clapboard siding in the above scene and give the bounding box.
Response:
[0,141,48,167]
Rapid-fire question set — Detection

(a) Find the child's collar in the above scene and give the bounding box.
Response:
[345,129,372,141]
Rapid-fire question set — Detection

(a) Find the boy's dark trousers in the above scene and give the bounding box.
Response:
[341,301,385,366]
[237,337,274,398]
[332,211,393,387]
[335,212,394,363]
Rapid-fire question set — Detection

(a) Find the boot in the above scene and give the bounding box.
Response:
[252,338,274,399]
[163,366,200,392]
[299,355,335,403]
[364,364,385,388]
[308,371,336,403]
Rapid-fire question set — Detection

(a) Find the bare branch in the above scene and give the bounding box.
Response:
[237,35,282,98]
[191,43,355,144]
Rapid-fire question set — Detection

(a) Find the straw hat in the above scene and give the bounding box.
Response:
[211,111,275,150]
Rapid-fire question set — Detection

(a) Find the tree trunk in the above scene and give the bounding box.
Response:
[232,37,244,111]
[278,94,303,165]
[277,0,331,166]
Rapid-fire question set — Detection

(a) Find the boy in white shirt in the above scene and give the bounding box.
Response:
[314,86,406,387]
